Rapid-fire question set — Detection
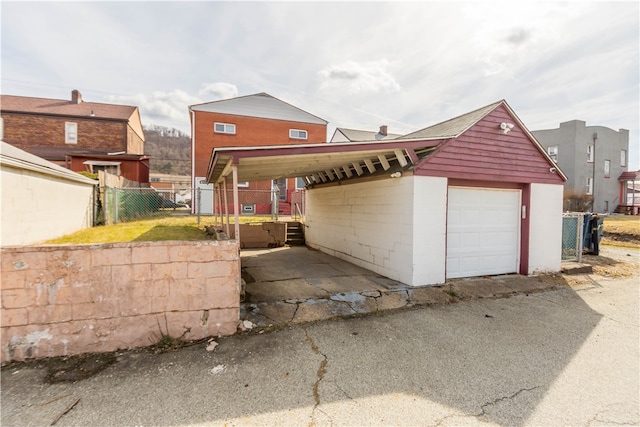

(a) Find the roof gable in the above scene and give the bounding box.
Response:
[190,92,328,125]
[398,101,503,140]
[332,127,402,142]
[0,94,137,121]
[414,102,566,184]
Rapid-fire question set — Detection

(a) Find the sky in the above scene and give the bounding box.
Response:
[2,1,639,168]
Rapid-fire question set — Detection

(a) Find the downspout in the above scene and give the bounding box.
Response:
[190,108,196,214]
[592,132,598,212]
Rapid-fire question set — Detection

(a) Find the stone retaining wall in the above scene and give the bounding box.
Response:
[1,240,240,363]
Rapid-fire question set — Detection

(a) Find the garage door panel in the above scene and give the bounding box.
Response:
[447,187,520,279]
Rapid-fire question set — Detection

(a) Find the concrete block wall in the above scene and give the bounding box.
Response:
[0,240,240,362]
[1,165,95,246]
[306,177,418,285]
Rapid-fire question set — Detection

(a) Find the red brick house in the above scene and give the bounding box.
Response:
[0,90,149,184]
[189,92,327,214]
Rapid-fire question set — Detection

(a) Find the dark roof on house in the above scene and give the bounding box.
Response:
[189,92,328,125]
[0,141,97,185]
[0,93,137,121]
[397,101,503,140]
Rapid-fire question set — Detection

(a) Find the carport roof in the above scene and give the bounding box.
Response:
[206,138,444,185]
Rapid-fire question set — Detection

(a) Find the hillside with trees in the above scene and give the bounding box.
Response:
[144,125,190,175]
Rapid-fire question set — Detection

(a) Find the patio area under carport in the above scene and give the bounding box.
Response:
[238,245,557,328]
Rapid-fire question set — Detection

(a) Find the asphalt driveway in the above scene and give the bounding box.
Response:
[2,247,638,426]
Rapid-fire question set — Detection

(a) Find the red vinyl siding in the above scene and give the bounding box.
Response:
[415,105,564,185]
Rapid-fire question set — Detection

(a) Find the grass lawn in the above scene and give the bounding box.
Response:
[44,215,277,245]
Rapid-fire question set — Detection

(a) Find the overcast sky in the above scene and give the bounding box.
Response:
[2,1,638,168]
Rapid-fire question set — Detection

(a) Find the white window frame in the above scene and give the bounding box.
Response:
[295,177,306,189]
[604,159,610,178]
[547,146,558,162]
[621,150,627,167]
[0,117,3,140]
[587,144,594,163]
[65,122,78,144]
[586,177,593,195]
[289,129,308,140]
[237,182,249,188]
[214,122,236,134]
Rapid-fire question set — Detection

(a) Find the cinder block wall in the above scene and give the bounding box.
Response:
[305,177,417,285]
[0,240,240,362]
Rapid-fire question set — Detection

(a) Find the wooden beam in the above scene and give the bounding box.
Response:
[318,172,327,183]
[378,154,390,170]
[353,162,364,176]
[222,177,230,237]
[364,158,376,174]
[404,148,419,165]
[325,169,335,181]
[343,165,353,177]
[333,167,343,179]
[394,149,408,167]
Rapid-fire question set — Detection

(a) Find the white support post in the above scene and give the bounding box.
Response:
[232,165,240,242]
[222,176,230,237]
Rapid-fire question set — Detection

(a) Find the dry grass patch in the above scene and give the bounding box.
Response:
[44,215,276,245]
[602,215,640,249]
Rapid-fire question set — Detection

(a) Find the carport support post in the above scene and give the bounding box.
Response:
[223,176,230,237]
[232,165,240,242]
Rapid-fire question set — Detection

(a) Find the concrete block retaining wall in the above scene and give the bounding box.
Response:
[1,240,241,363]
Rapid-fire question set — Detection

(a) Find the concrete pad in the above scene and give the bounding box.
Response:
[307,276,387,293]
[451,280,514,299]
[292,298,354,323]
[408,286,455,306]
[245,301,298,326]
[245,279,329,303]
[376,290,409,311]
[561,262,594,275]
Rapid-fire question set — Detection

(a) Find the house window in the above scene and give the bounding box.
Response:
[621,150,627,167]
[296,177,306,189]
[214,122,236,134]
[604,159,610,178]
[238,182,249,188]
[547,146,558,162]
[65,122,78,144]
[587,144,594,163]
[289,129,308,140]
[586,177,593,195]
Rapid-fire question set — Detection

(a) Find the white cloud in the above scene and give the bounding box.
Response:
[108,90,201,130]
[319,59,401,95]
[198,82,238,100]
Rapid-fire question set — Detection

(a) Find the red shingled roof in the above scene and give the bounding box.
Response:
[619,170,640,181]
[0,93,136,121]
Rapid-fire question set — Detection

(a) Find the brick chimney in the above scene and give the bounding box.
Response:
[379,125,388,136]
[71,89,83,104]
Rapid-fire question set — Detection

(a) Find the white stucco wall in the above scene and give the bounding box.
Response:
[411,176,447,285]
[528,183,564,274]
[305,175,447,286]
[1,165,95,246]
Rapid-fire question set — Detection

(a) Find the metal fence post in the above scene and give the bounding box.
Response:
[197,187,201,227]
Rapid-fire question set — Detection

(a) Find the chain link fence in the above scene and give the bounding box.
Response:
[561,212,584,262]
[97,187,306,225]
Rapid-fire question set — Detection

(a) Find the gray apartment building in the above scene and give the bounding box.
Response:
[532,120,629,213]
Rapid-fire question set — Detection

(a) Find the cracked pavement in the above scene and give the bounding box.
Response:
[2,246,638,426]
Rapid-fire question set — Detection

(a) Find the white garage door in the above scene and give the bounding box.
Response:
[446,187,520,279]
